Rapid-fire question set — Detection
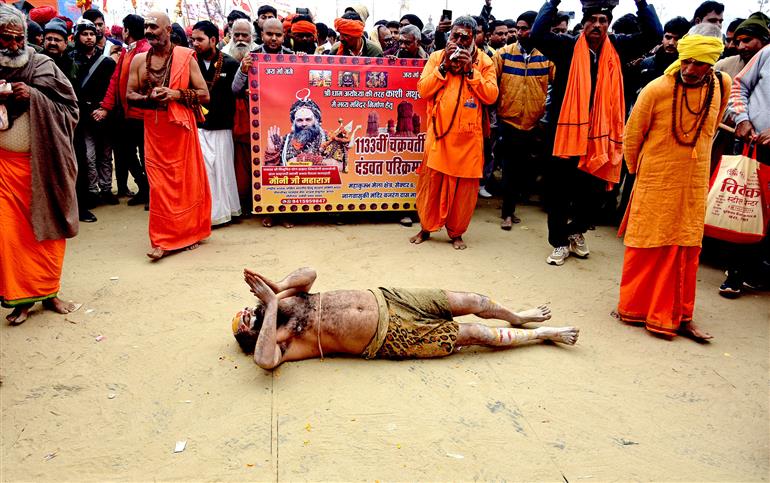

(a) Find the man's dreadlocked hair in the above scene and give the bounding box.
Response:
[289,98,322,124]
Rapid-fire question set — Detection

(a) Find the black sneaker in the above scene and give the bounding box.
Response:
[719,273,742,299]
[127,191,149,206]
[101,191,120,205]
[79,210,97,223]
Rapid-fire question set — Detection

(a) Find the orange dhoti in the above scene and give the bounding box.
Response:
[144,110,212,251]
[416,166,479,239]
[617,245,700,335]
[0,149,65,307]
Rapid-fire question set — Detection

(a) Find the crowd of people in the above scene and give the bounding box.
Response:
[0,1,768,344]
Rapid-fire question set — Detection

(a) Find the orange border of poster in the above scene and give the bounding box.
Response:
[248,54,428,215]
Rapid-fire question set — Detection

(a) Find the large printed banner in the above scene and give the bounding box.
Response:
[248,54,428,215]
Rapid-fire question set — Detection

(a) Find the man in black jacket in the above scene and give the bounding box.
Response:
[530,0,661,266]
[637,16,690,92]
[191,20,242,226]
[69,18,116,221]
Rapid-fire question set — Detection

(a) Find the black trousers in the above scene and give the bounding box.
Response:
[544,155,606,248]
[498,123,538,218]
[112,117,148,193]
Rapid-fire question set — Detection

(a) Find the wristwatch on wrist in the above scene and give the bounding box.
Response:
[438,63,447,76]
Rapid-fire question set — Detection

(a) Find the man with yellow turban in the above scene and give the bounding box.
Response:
[330,11,382,57]
[615,24,730,341]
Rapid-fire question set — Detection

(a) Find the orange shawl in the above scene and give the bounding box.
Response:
[553,33,625,187]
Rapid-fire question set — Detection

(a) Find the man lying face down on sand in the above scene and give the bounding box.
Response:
[233,268,579,369]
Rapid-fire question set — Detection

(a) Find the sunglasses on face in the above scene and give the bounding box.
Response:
[0,33,24,43]
[451,33,472,42]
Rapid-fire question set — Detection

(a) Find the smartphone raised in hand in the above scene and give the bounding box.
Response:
[441,9,452,22]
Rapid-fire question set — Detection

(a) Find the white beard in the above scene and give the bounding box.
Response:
[0,46,30,69]
[230,42,251,62]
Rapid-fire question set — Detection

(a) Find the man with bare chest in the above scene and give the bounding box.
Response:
[126,12,212,261]
[233,268,579,370]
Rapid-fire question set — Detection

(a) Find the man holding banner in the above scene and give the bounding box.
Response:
[410,16,498,250]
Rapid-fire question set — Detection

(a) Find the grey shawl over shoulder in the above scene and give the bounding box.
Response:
[0,47,80,240]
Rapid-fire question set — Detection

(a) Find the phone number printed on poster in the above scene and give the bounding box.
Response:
[248,54,428,214]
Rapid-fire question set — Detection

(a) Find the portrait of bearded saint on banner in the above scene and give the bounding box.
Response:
[265,89,360,170]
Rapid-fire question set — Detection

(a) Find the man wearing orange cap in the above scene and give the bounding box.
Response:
[330,11,382,57]
[410,16,498,250]
[290,15,317,54]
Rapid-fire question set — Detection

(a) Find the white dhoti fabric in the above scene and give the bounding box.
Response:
[198,128,242,225]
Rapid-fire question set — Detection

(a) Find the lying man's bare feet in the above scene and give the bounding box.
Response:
[513,304,552,325]
[6,303,33,325]
[409,230,430,244]
[451,237,467,250]
[536,326,579,345]
[147,247,166,260]
[42,297,81,314]
[679,321,713,342]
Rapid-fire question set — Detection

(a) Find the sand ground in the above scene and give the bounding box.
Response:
[1,199,768,482]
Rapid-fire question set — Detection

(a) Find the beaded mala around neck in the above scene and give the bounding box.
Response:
[205,50,224,91]
[671,71,715,148]
[143,47,173,92]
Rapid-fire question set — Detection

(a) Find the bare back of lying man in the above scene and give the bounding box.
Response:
[234,268,579,370]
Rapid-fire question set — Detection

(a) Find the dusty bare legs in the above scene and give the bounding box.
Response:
[456,323,580,348]
[444,291,552,326]
[444,290,577,349]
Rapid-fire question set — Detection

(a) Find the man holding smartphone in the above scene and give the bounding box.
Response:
[411,16,498,250]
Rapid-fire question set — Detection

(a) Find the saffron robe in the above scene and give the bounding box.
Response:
[617,72,730,333]
[415,49,497,236]
[144,47,212,250]
[0,149,65,306]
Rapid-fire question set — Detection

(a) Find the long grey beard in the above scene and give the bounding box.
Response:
[231,42,250,62]
[292,123,322,146]
[0,47,30,68]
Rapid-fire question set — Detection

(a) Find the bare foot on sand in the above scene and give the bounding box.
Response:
[409,230,430,244]
[513,304,552,324]
[262,216,273,228]
[679,321,713,342]
[451,237,467,250]
[147,247,166,260]
[536,326,579,345]
[6,303,33,325]
[184,242,200,251]
[42,297,81,314]
[281,219,294,228]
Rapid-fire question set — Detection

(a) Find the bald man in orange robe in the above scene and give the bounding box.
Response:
[127,12,212,260]
[410,17,498,249]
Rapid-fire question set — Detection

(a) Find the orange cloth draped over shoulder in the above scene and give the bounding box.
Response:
[0,148,65,307]
[552,33,625,187]
[414,49,499,237]
[144,46,212,251]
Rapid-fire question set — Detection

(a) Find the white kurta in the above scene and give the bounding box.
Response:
[198,128,242,225]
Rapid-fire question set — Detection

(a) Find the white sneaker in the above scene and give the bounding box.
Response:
[479,186,492,198]
[568,233,590,258]
[547,246,570,266]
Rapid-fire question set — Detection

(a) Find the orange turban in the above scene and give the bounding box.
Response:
[282,14,296,34]
[292,20,317,37]
[334,17,364,37]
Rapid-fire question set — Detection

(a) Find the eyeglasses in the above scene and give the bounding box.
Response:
[0,33,25,43]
